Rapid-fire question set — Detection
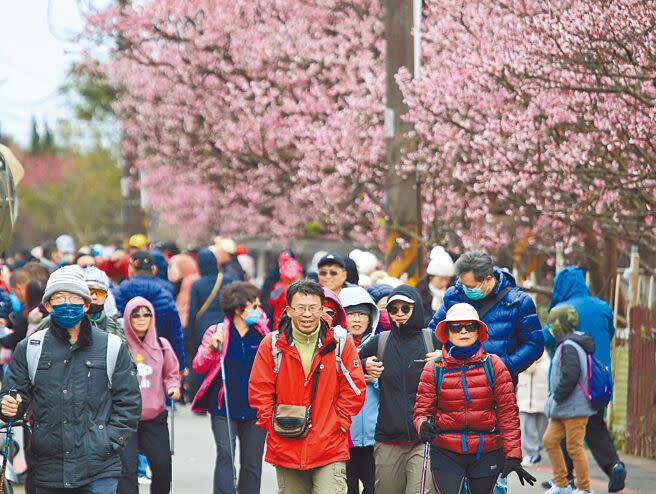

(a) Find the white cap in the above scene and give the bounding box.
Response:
[386,293,415,306]
[427,246,455,277]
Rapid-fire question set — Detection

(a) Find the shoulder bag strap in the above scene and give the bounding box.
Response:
[477,286,512,319]
[196,273,224,320]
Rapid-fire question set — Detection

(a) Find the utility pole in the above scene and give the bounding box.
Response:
[384,0,422,284]
[118,0,146,240]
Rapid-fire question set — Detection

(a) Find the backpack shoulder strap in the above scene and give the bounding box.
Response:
[561,339,590,396]
[421,328,435,353]
[271,330,282,374]
[482,355,495,391]
[333,325,347,373]
[377,331,390,359]
[26,329,48,385]
[106,333,123,389]
[433,357,445,403]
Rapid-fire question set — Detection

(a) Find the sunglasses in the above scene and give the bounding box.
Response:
[318,269,343,277]
[447,322,479,333]
[324,308,336,318]
[131,312,152,319]
[387,304,412,315]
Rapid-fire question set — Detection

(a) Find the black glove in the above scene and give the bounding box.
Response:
[501,458,537,486]
[418,420,438,443]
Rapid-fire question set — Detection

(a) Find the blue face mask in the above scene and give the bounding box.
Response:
[243,309,260,326]
[51,303,86,329]
[463,281,487,301]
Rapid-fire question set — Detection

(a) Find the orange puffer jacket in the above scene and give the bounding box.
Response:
[248,320,366,470]
[413,347,522,459]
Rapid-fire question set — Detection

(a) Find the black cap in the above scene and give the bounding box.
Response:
[131,250,155,270]
[318,252,346,269]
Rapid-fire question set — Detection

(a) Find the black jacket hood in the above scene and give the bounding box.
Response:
[388,284,425,334]
[561,331,595,354]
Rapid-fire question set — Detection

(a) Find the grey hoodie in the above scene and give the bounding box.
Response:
[545,332,596,419]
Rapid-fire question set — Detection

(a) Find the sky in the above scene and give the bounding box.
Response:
[0,1,86,147]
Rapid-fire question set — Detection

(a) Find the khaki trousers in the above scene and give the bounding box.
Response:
[543,416,590,491]
[276,461,347,494]
[374,442,433,494]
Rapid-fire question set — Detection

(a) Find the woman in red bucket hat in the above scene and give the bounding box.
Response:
[413,303,536,493]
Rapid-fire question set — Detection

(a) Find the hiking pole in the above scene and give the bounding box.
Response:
[217,341,238,490]
[168,392,175,494]
[419,416,433,494]
[0,390,18,494]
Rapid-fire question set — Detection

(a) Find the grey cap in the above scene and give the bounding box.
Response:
[42,265,92,304]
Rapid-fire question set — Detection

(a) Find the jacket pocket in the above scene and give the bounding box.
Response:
[31,422,59,458]
[85,359,109,406]
[85,423,113,459]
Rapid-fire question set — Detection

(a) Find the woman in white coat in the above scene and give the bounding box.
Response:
[517,350,550,465]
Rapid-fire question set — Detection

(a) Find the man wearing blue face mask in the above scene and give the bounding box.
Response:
[0,265,141,494]
[428,252,543,384]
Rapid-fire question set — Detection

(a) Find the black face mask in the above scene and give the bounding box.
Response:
[87,303,104,316]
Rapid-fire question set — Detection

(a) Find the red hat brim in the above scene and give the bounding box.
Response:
[435,319,488,343]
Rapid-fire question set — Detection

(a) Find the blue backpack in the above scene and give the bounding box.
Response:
[561,340,613,410]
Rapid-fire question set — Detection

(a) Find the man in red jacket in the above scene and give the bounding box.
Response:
[249,279,366,493]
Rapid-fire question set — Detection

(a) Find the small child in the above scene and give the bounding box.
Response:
[414,303,535,494]
[543,305,595,494]
[517,350,549,465]
[120,296,180,494]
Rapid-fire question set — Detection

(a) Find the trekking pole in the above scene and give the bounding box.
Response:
[217,341,238,490]
[168,393,175,494]
[0,390,18,494]
[419,416,433,494]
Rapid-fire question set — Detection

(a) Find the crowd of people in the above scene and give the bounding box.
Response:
[0,234,629,494]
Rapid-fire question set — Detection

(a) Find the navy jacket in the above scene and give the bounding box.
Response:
[113,275,185,369]
[543,266,614,371]
[187,249,237,356]
[428,268,543,378]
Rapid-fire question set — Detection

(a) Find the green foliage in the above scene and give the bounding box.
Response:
[29,116,40,155]
[17,145,121,245]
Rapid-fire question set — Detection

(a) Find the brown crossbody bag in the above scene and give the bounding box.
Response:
[272,363,321,438]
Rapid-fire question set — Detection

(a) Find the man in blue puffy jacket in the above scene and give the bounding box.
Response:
[113,251,185,370]
[542,266,626,493]
[428,251,543,381]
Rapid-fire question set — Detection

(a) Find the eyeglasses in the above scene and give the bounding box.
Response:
[318,269,343,277]
[247,303,261,311]
[447,322,479,333]
[346,312,369,319]
[289,305,322,315]
[131,312,152,319]
[89,288,108,299]
[387,304,413,315]
[50,294,85,305]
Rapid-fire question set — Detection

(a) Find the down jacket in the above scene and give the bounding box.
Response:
[516,351,549,414]
[248,318,366,470]
[0,318,141,488]
[428,268,543,378]
[113,275,185,369]
[413,346,522,459]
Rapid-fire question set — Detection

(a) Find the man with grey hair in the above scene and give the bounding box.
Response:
[428,251,543,382]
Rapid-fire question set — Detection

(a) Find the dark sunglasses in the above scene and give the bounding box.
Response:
[318,269,343,277]
[388,304,412,315]
[447,322,479,333]
[131,312,152,319]
[324,308,336,317]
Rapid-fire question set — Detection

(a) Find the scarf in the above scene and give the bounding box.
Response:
[428,283,446,311]
[446,340,482,361]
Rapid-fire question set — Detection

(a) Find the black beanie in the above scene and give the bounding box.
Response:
[345,303,372,318]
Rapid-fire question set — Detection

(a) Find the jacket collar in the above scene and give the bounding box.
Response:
[443,345,487,368]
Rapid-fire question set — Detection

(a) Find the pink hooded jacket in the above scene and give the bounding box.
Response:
[191,309,270,413]
[124,296,181,421]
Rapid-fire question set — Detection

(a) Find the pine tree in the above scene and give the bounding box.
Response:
[29,116,41,155]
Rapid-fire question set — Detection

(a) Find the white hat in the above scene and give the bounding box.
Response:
[427,246,455,277]
[386,293,415,306]
[349,249,378,275]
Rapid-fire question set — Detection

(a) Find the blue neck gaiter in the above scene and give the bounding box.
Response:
[51,304,86,329]
[446,340,482,361]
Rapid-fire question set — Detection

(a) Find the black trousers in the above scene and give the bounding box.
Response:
[118,411,172,494]
[563,408,619,478]
[346,446,375,494]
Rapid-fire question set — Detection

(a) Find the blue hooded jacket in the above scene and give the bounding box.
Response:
[428,267,543,378]
[543,266,614,370]
[113,275,185,369]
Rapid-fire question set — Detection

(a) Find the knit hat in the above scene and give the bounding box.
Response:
[82,266,110,292]
[435,303,488,343]
[344,303,372,318]
[426,246,455,277]
[548,305,579,341]
[42,265,92,304]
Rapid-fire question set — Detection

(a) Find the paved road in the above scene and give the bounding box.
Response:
[11,405,656,492]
